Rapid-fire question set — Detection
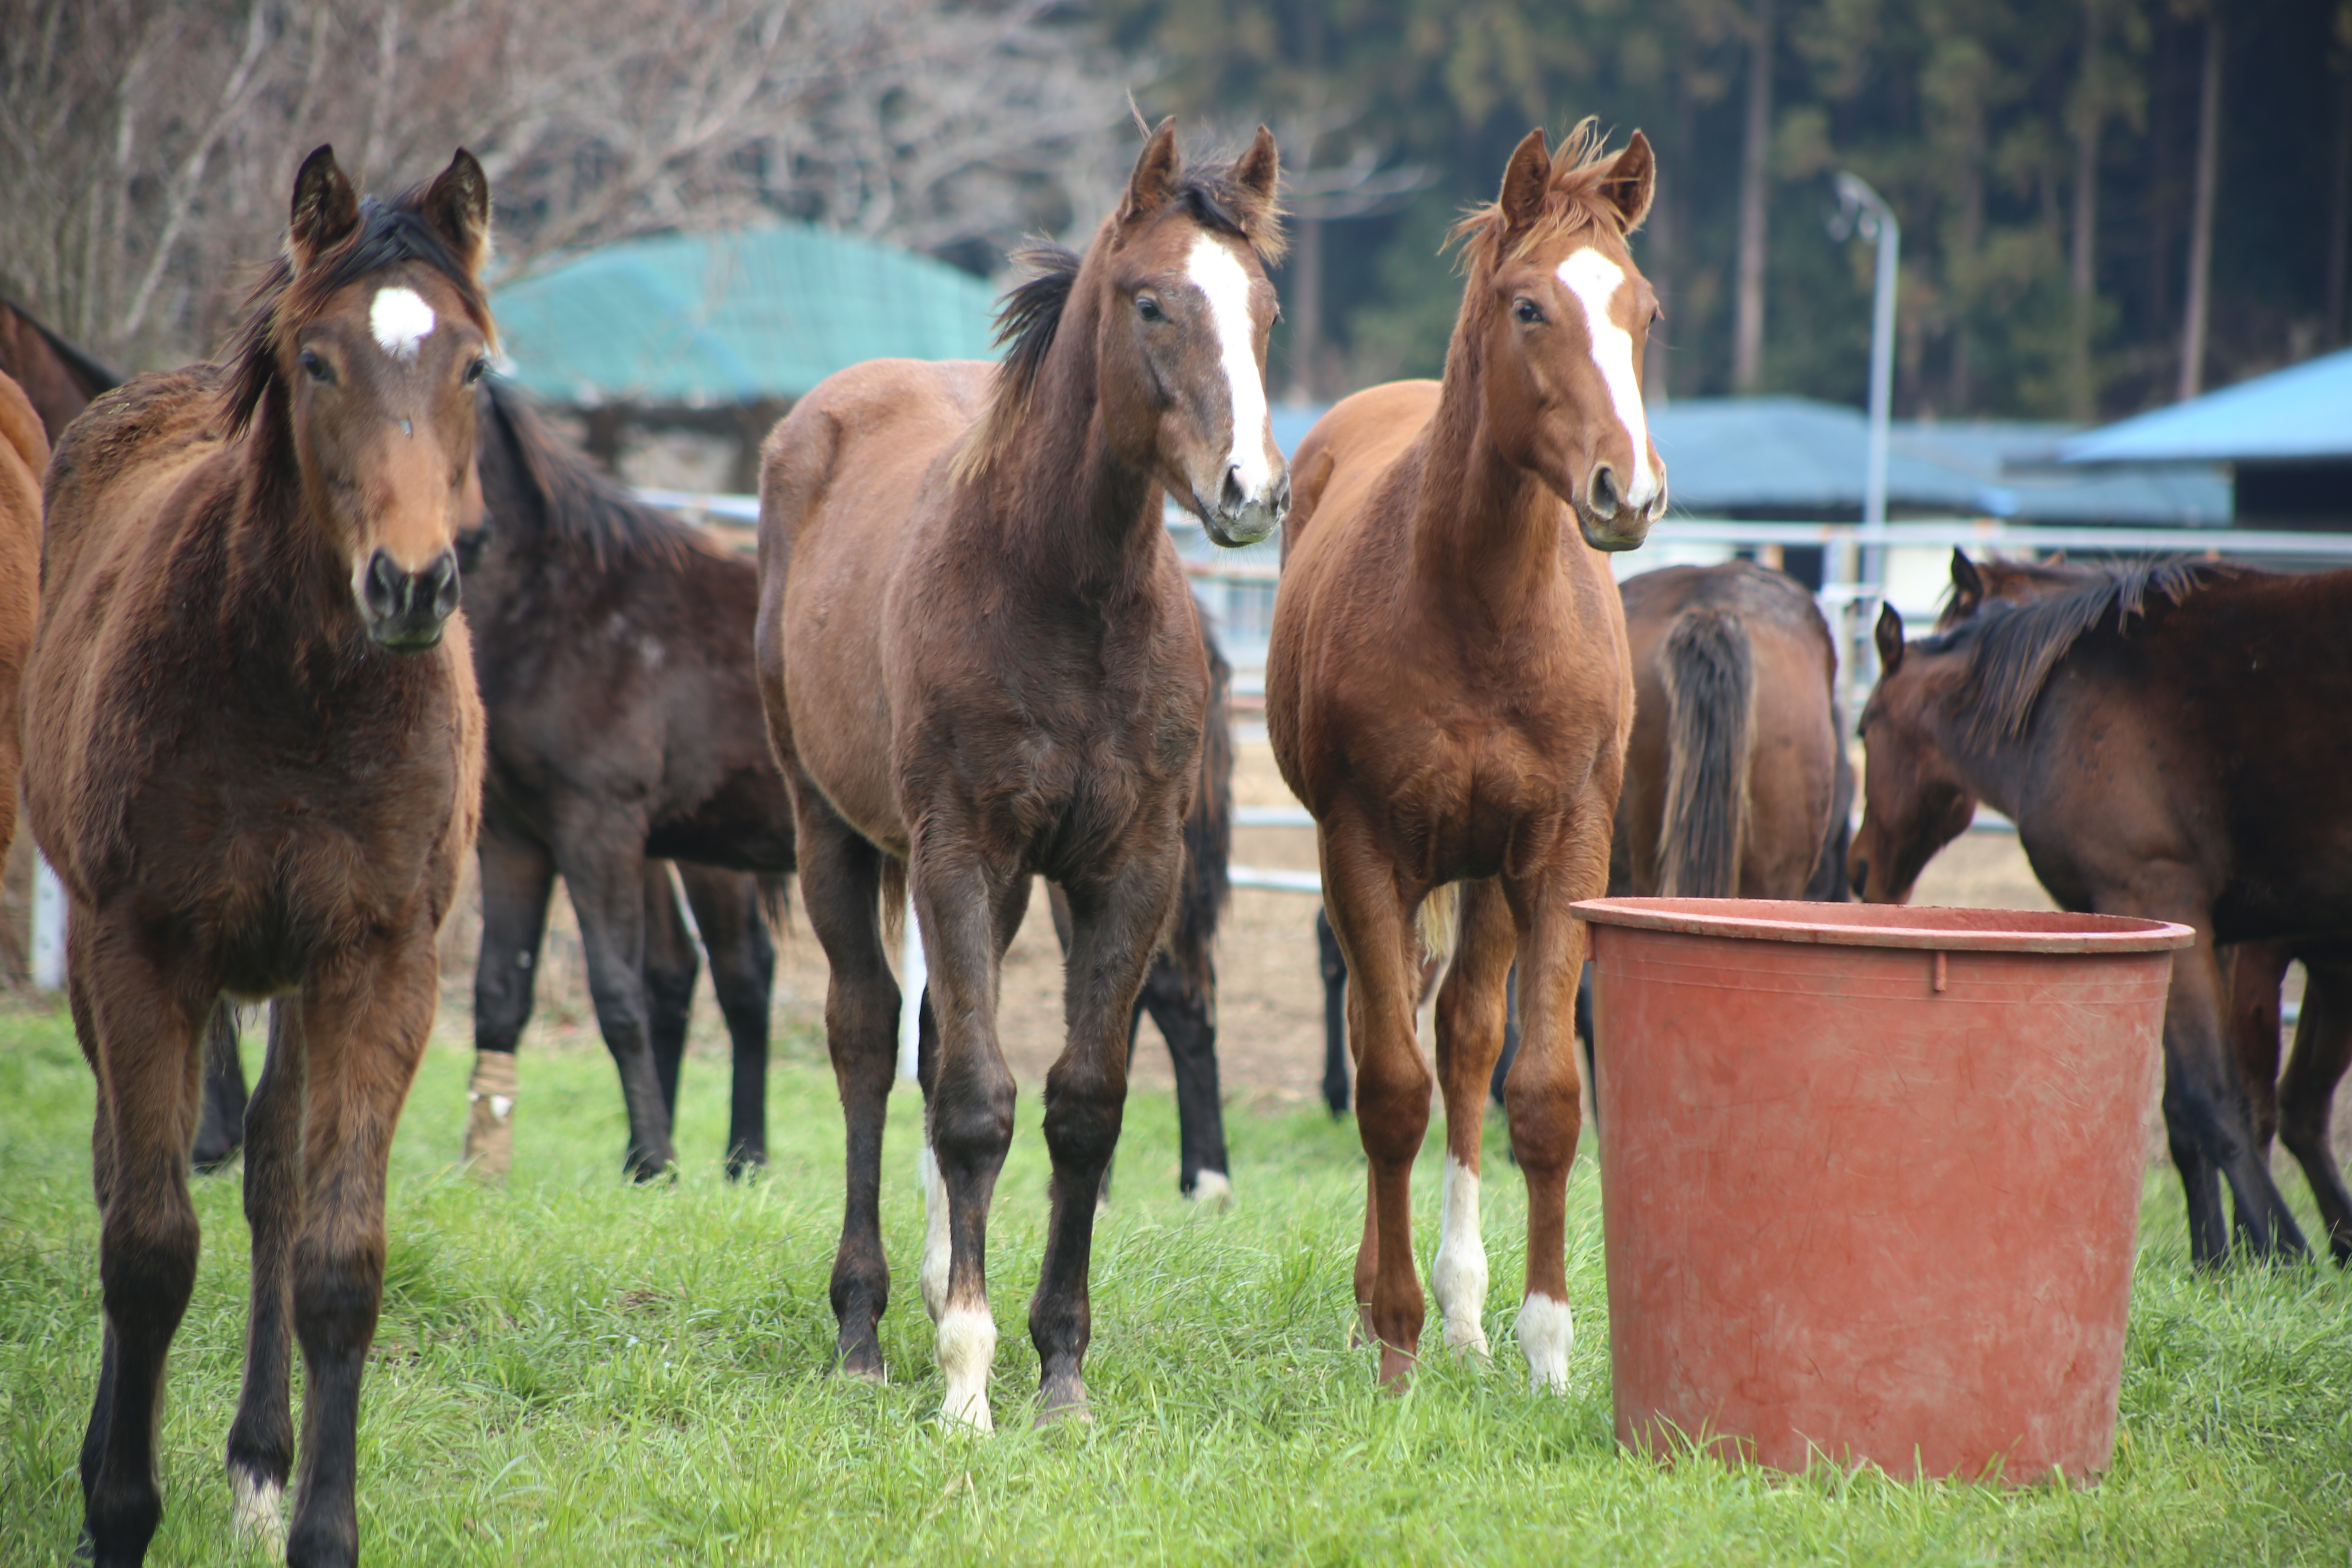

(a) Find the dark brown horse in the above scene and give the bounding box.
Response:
[0,292,120,443]
[1851,559,2352,1266]
[1922,548,2352,1264]
[1267,122,1662,1390]
[27,147,488,1566]
[0,371,43,876]
[757,120,1285,1428]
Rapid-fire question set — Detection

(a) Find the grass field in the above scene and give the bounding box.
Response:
[3,1003,2349,1566]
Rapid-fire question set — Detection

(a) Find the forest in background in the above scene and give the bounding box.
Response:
[2,0,2344,424]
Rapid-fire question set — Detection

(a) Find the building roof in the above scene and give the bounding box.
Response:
[490,223,1002,406]
[2060,347,2352,464]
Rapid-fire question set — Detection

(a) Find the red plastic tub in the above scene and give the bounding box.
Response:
[1572,898,2193,1484]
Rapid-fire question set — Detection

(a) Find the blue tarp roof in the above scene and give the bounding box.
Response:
[491,224,1001,406]
[1267,396,2227,526]
[2061,347,2352,464]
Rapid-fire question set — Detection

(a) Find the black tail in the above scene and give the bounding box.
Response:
[1658,607,1754,898]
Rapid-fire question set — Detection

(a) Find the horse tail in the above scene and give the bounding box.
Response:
[753,871,792,937]
[1169,629,1235,993]
[1658,606,1754,898]
[1417,883,1460,964]
[880,855,906,949]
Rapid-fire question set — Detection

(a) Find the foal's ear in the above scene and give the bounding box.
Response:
[1875,602,1907,675]
[1596,130,1656,234]
[289,145,361,275]
[421,149,493,279]
[1120,118,1183,227]
[1948,550,1984,619]
[1498,128,1553,236]
[1233,125,1281,206]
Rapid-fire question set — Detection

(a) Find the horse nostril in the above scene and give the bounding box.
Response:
[1272,471,1292,519]
[1221,464,1247,514]
[423,548,461,617]
[1587,466,1621,520]
[363,550,405,617]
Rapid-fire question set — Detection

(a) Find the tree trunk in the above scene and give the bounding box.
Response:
[1645,76,1693,405]
[2328,48,2352,347]
[2068,0,2103,421]
[1733,0,1775,394]
[2178,7,2223,401]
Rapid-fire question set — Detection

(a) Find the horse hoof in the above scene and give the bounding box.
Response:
[1037,1373,1090,1428]
[835,1344,886,1385]
[1376,1344,1417,1390]
[1187,1170,1234,1210]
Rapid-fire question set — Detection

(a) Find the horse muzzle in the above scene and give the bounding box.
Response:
[1574,462,1663,552]
[1197,466,1289,549]
[358,546,461,650]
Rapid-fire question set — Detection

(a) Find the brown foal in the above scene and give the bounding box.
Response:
[1267,122,1664,1390]
[27,147,488,1567]
[757,121,1286,1429]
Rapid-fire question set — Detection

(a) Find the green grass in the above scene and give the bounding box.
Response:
[2,1001,2348,1565]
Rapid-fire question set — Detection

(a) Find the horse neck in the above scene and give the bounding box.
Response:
[989,282,1163,597]
[1923,673,2031,820]
[1406,324,1568,616]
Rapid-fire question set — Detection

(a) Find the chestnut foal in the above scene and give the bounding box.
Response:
[1267,123,1665,1390]
[757,121,1285,1429]
[27,147,488,1566]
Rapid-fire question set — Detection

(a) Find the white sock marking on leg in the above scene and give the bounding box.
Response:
[1517,1291,1575,1393]
[935,1304,997,1433]
[918,1136,950,1322]
[1189,1169,1234,1210]
[229,1468,285,1550]
[1430,1154,1490,1356]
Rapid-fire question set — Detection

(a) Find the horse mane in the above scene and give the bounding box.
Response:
[476,375,701,571]
[955,156,1287,484]
[221,185,494,439]
[1448,118,1642,276]
[1919,558,2228,748]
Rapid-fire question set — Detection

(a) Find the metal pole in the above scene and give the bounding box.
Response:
[1830,171,1900,704]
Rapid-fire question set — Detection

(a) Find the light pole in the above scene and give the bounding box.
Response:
[1829,171,1899,690]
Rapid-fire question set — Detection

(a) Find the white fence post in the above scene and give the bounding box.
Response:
[32,854,64,991]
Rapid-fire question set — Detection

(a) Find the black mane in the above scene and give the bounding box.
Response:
[1917,558,2229,746]
[476,376,702,570]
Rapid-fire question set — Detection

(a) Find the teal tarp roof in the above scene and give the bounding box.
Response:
[490,224,1001,406]
[2061,347,2352,464]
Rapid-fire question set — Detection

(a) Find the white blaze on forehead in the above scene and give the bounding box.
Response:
[1184,232,1274,504]
[1555,247,1659,510]
[369,286,437,361]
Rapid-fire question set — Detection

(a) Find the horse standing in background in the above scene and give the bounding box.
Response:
[0,293,120,443]
[758,120,1286,1428]
[1851,561,2352,1266]
[27,146,488,1568]
[1268,122,1662,1390]
[0,372,44,871]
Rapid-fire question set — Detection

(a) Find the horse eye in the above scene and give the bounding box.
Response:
[299,349,332,384]
[1514,298,1544,325]
[1136,295,1164,322]
[464,356,489,385]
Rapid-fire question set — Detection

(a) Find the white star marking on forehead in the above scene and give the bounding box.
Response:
[1554,247,1659,510]
[369,287,437,362]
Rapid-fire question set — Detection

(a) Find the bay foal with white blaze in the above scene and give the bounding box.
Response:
[757,121,1286,1429]
[1267,122,1663,1390]
[28,147,489,1567]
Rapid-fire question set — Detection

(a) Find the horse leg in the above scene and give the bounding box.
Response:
[1486,959,1521,1109]
[1034,853,1172,1420]
[642,861,698,1124]
[911,844,1027,1430]
[1317,906,1350,1116]
[225,999,307,1555]
[2154,923,2307,1264]
[2278,958,2352,1265]
[72,924,208,1566]
[555,827,675,1179]
[1319,819,1430,1388]
[2163,1073,2227,1267]
[1139,957,1232,1203]
[1501,833,1607,1394]
[1430,879,1516,1359]
[2224,940,2291,1160]
[792,791,898,1379]
[192,1003,248,1172]
[468,821,555,1180]
[279,934,437,1568]
[681,865,777,1180]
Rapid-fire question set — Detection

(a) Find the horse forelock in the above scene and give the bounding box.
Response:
[222,188,493,439]
[1448,120,1639,286]
[476,377,699,571]
[1918,557,2230,748]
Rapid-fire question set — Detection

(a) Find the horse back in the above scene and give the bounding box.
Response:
[1281,380,1439,566]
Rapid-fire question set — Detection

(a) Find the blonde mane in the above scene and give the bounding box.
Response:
[1448,119,1645,276]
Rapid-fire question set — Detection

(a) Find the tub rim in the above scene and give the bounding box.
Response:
[1570,897,2196,955]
